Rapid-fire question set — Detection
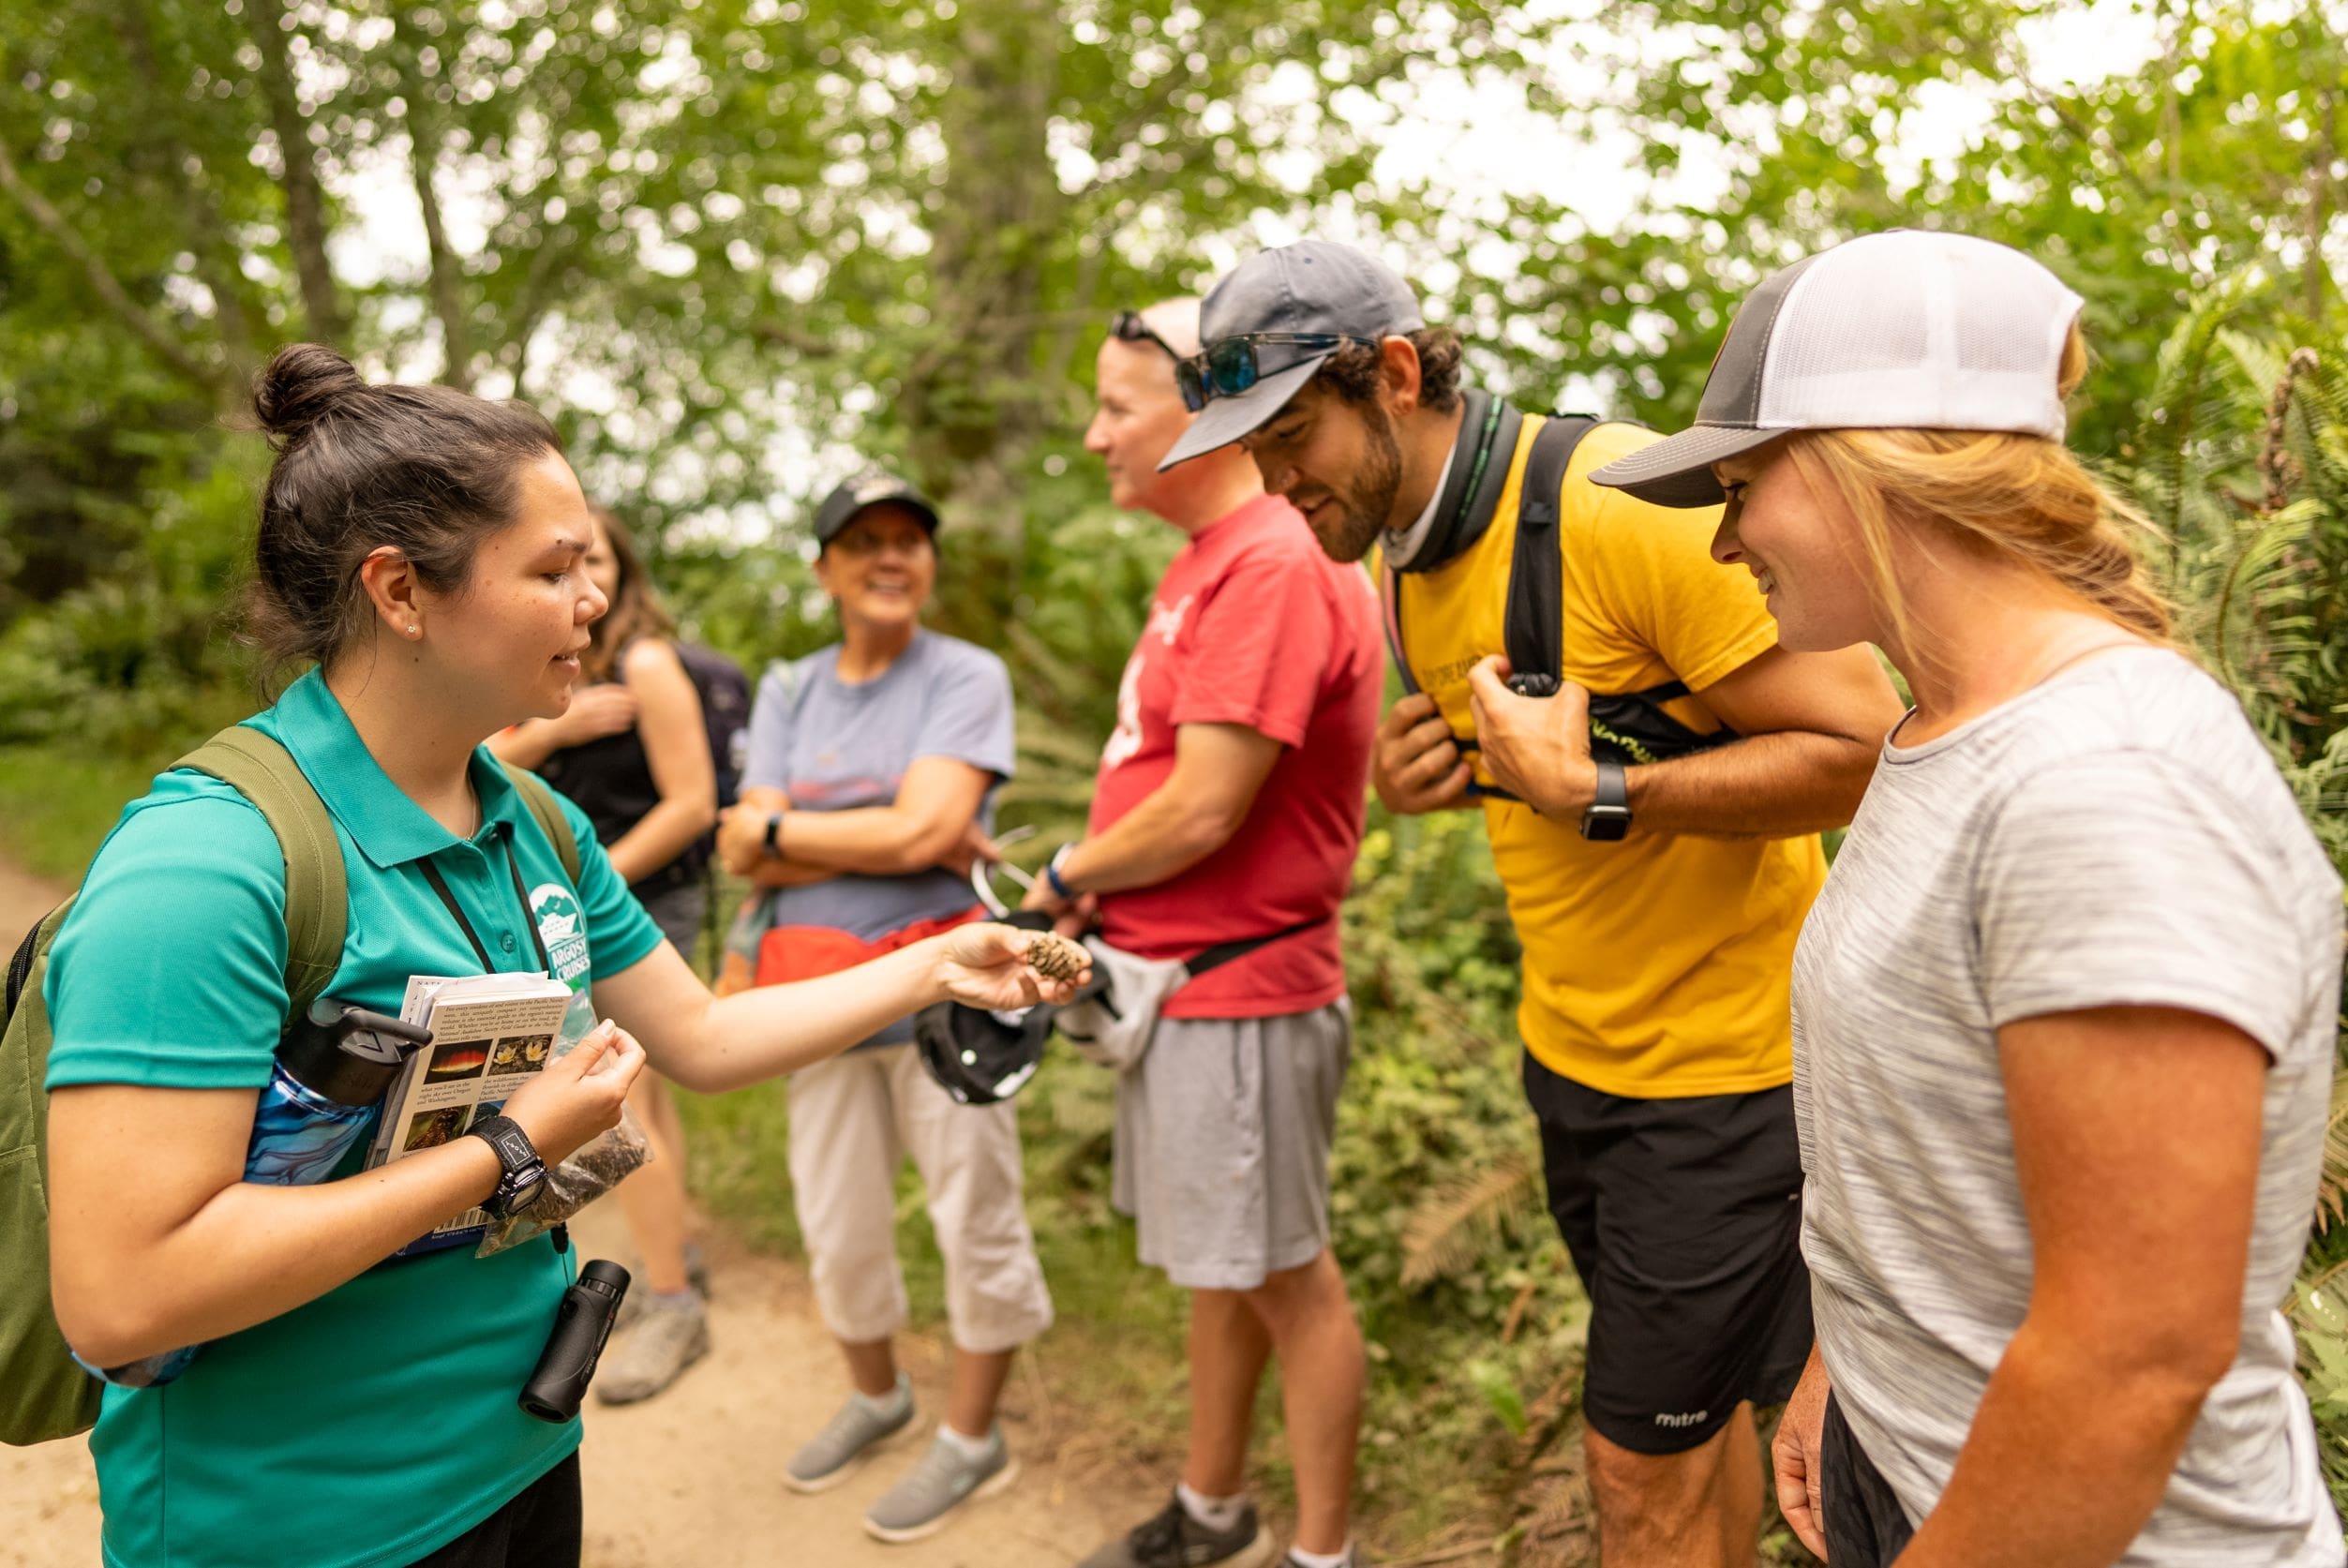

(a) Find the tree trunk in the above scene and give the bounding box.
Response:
[910,0,1063,538]
[390,12,474,390]
[115,0,261,380]
[0,136,234,403]
[245,0,345,346]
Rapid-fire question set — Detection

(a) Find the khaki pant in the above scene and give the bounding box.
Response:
[785,1042,1054,1353]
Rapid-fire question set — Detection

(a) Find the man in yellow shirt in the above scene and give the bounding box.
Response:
[1158,242,1903,1567]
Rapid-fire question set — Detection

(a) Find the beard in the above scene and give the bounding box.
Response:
[1306,402,1404,564]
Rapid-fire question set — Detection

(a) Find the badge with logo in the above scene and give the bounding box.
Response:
[531,883,592,990]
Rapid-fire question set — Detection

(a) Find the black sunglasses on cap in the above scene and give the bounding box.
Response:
[1174,333,1381,413]
[1108,310,1181,362]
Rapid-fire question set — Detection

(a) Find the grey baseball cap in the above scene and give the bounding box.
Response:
[1156,240,1427,470]
[1590,230,2087,507]
[813,467,941,546]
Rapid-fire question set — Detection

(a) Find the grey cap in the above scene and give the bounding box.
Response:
[1157,241,1427,470]
[1591,230,2087,508]
[813,467,941,546]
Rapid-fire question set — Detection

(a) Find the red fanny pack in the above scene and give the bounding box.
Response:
[752,905,987,987]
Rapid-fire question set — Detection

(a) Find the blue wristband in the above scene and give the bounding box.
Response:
[1045,852,1077,901]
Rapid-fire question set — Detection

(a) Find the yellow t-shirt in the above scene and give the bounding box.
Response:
[1386,416,1824,1098]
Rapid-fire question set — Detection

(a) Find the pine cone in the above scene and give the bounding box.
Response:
[1026,932,1088,983]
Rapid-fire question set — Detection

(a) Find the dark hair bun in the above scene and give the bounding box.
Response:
[254,343,366,441]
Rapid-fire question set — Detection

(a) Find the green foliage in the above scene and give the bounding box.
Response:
[2120,290,2348,1516]
[7,2,2348,1557]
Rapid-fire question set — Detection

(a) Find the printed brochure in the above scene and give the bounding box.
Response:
[367,970,571,1253]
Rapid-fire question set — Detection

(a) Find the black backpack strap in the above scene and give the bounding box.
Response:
[1502,416,1600,697]
[1185,917,1326,980]
[1379,563,1422,698]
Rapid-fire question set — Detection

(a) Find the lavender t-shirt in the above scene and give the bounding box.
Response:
[743,629,1015,946]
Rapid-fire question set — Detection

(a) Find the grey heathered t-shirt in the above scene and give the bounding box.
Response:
[1794,646,2343,1564]
[741,630,1014,1043]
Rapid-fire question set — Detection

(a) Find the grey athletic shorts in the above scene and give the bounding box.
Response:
[1111,1000,1351,1292]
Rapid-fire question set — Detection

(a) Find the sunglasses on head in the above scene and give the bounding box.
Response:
[1174,333,1381,413]
[1109,310,1181,362]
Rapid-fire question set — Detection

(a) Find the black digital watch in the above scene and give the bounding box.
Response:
[1579,758,1632,842]
[466,1113,548,1219]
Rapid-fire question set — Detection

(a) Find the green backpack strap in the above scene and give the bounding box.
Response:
[175,726,347,1020]
[0,724,344,1448]
[498,761,582,889]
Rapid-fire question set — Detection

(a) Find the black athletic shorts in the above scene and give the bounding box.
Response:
[1821,1394,1916,1566]
[1522,1052,1812,1456]
[405,1452,582,1568]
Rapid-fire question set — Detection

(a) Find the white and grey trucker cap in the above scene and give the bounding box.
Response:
[1157,241,1426,470]
[1590,231,2087,508]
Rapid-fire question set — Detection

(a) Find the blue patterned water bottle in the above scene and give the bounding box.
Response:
[90,1002,431,1388]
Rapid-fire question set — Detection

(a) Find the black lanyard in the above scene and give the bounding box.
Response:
[418,828,555,975]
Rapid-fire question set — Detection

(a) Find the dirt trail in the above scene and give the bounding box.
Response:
[0,869,1159,1568]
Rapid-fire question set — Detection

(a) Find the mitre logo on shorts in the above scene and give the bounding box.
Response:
[531,882,592,989]
[1654,1409,1710,1428]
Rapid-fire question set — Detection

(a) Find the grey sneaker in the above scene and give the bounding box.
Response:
[592,1290,710,1405]
[1079,1493,1278,1568]
[784,1376,915,1493]
[1282,1553,1368,1568]
[861,1426,1019,1543]
[616,1244,712,1330]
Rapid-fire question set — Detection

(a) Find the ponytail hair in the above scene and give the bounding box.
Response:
[1780,321,2171,664]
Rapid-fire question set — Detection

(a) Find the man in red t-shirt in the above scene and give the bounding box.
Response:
[1025,300,1381,1568]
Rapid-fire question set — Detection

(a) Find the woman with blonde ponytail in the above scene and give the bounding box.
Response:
[1593,231,2343,1568]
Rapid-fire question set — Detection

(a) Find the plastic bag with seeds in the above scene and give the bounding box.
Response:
[473,1009,652,1258]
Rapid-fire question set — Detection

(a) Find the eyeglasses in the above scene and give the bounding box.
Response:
[1109,310,1181,362]
[1174,334,1380,412]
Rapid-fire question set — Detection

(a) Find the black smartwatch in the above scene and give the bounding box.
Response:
[761,810,786,859]
[466,1113,548,1219]
[1579,758,1632,842]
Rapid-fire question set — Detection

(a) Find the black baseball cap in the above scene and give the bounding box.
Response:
[813,468,942,547]
[1157,241,1426,470]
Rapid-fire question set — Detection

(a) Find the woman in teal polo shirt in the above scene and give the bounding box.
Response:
[39,345,1078,1568]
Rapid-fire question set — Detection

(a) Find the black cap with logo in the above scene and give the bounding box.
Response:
[813,468,942,547]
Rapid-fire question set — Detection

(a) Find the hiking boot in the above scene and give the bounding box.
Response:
[784,1375,915,1493]
[592,1290,710,1405]
[1078,1492,1279,1568]
[861,1426,1018,1543]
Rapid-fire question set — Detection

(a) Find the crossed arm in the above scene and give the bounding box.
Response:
[714,757,994,888]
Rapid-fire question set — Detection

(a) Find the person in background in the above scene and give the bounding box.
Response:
[489,503,717,1404]
[1591,228,2345,1567]
[711,469,1053,1546]
[1040,301,1382,1568]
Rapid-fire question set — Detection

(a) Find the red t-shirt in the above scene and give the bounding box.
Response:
[1087,492,1383,1019]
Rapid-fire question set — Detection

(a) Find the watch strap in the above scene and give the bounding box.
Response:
[466,1113,546,1218]
[762,810,785,859]
[1579,758,1632,842]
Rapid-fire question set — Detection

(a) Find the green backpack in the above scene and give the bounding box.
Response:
[0,724,579,1447]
